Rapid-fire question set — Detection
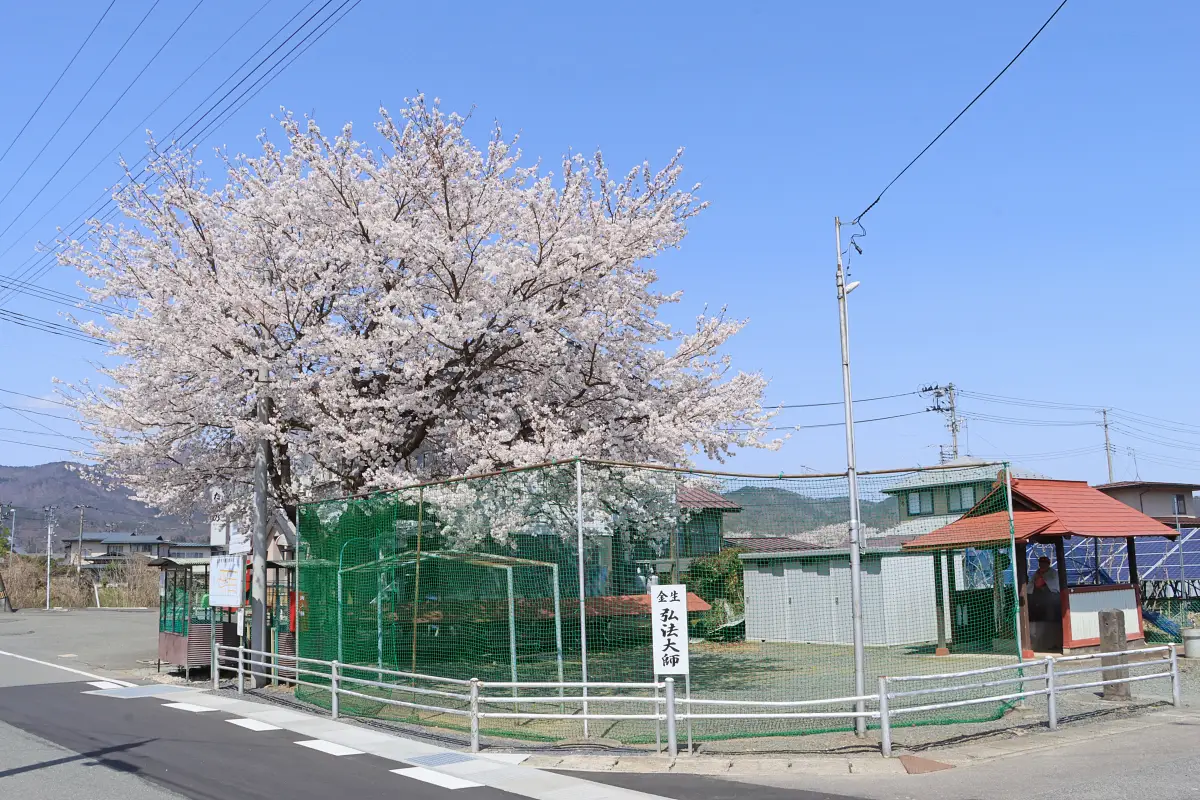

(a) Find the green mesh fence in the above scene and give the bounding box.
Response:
[296,460,1021,745]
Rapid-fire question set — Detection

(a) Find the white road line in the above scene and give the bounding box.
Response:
[0,648,135,686]
[86,681,123,690]
[391,768,483,789]
[227,718,281,731]
[162,702,218,713]
[294,740,363,757]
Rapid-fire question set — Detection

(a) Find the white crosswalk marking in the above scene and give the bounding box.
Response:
[161,702,218,713]
[227,718,281,731]
[294,740,363,756]
[85,681,123,690]
[391,767,483,789]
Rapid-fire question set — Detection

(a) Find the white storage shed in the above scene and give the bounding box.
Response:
[740,547,948,646]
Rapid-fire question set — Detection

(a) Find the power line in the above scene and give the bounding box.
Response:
[0,0,279,261]
[853,0,1069,224]
[0,1,206,236]
[0,403,79,422]
[0,273,115,315]
[0,1,117,168]
[0,1,163,212]
[0,308,105,345]
[959,411,1095,428]
[0,426,92,443]
[738,409,930,431]
[0,437,93,455]
[955,389,1095,411]
[960,389,1200,435]
[776,390,918,409]
[0,388,69,407]
[0,0,358,306]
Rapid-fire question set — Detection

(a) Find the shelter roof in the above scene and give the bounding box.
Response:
[903,477,1176,551]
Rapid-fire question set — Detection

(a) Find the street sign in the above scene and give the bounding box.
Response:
[650,584,690,676]
[208,555,243,607]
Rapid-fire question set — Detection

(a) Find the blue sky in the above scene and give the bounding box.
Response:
[0,0,1197,485]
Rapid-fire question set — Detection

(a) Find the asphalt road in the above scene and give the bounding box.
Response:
[0,678,533,800]
[4,609,1197,800]
[0,641,856,800]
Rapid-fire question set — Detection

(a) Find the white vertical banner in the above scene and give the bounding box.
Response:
[228,523,251,555]
[650,584,690,676]
[209,555,243,607]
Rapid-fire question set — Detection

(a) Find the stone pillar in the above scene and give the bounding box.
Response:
[1099,609,1130,701]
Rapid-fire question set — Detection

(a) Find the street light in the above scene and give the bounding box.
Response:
[834,217,868,738]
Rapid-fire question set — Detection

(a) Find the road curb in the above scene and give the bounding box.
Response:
[525,753,907,776]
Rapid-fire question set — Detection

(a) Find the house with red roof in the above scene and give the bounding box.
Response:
[904,474,1176,655]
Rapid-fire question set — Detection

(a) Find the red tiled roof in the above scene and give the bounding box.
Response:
[903,478,1175,551]
[676,486,741,510]
[1012,478,1177,537]
[724,537,820,552]
[902,511,1060,551]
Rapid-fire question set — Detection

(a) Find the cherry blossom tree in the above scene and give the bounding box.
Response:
[61,97,777,522]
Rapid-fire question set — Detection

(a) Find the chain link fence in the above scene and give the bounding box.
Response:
[296,459,1021,744]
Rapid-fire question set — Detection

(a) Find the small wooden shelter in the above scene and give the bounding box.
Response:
[904,476,1177,655]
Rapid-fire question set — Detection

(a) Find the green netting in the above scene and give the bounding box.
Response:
[296,460,1021,745]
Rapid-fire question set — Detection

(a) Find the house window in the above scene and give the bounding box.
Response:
[1175,494,1188,516]
[907,491,934,516]
[949,485,977,513]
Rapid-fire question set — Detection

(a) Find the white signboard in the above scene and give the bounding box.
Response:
[209,521,228,548]
[228,523,251,555]
[208,555,243,607]
[650,584,690,675]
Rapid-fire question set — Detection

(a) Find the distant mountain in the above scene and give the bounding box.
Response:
[0,462,205,553]
[721,485,900,542]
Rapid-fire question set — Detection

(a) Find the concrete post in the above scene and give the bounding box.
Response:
[878,676,891,757]
[469,679,481,753]
[1045,657,1057,730]
[331,660,341,719]
[1099,609,1130,701]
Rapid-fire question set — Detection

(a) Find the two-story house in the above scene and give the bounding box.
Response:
[1094,481,1200,527]
[65,533,218,567]
[881,457,1044,541]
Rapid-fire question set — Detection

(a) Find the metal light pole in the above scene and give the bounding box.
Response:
[835,217,868,737]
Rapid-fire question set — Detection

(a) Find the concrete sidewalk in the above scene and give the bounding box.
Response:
[521,701,1193,777]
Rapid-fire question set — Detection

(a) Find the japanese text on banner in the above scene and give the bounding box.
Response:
[650,584,690,676]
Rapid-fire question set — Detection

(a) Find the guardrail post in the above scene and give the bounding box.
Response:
[1171,646,1182,707]
[211,641,219,692]
[878,677,891,758]
[664,678,678,759]
[1046,657,1057,730]
[236,645,245,695]
[469,679,481,753]
[331,660,340,720]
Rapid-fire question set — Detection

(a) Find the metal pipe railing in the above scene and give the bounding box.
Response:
[879,647,1181,758]
[215,642,1180,761]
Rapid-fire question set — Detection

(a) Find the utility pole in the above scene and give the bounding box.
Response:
[1099,409,1114,482]
[921,384,961,462]
[43,506,57,610]
[251,364,271,687]
[8,507,15,557]
[73,505,92,575]
[834,216,867,737]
